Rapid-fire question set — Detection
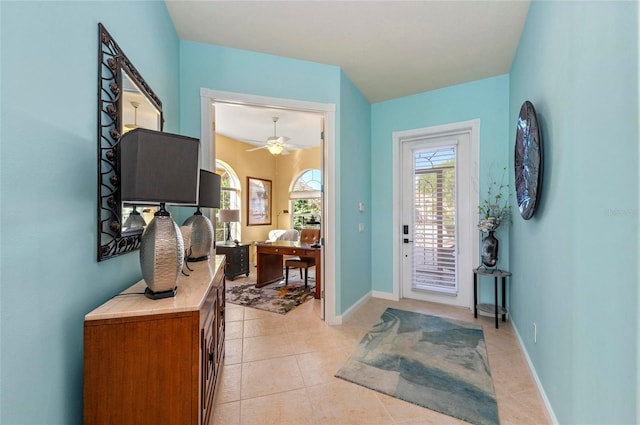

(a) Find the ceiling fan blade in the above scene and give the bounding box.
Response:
[267,135,290,144]
[246,145,268,152]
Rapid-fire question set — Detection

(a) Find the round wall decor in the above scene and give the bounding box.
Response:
[514,100,543,220]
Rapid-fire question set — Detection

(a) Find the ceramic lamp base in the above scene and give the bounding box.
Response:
[183,210,213,261]
[140,211,184,298]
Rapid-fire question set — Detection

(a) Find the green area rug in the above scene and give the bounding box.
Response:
[226,277,314,314]
[335,308,499,425]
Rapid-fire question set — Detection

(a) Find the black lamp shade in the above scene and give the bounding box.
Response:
[198,169,221,208]
[119,128,200,205]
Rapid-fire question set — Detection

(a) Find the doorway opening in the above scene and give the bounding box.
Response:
[199,89,337,323]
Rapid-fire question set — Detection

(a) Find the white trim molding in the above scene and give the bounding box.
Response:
[334,291,372,325]
[513,324,559,425]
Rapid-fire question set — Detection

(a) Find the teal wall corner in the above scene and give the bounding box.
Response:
[338,71,372,313]
[370,75,510,298]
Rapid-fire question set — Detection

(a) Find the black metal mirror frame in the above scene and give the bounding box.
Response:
[97,23,164,261]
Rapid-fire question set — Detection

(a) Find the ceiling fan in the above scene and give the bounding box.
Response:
[246,116,293,155]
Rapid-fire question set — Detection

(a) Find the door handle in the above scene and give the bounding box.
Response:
[403,238,413,244]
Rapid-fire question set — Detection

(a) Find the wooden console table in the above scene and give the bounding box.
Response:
[84,257,226,425]
[256,241,321,299]
[473,267,511,329]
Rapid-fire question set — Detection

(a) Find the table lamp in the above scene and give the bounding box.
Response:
[183,169,221,262]
[218,209,240,244]
[119,128,200,299]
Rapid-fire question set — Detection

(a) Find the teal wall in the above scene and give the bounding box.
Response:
[338,71,372,311]
[0,1,179,423]
[178,41,373,316]
[178,41,341,140]
[509,1,639,423]
[370,75,510,301]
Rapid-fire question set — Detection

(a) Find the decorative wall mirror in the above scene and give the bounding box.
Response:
[97,23,164,261]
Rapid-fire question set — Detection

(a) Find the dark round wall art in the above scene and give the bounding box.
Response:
[514,101,543,220]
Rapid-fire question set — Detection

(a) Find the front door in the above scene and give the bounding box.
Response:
[400,126,476,308]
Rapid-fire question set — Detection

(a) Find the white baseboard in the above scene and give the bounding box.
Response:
[372,290,399,301]
[512,324,559,425]
[334,291,371,325]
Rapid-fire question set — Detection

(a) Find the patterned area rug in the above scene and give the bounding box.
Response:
[335,308,499,425]
[225,273,315,314]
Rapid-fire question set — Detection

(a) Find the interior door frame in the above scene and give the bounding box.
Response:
[199,88,337,324]
[392,119,480,307]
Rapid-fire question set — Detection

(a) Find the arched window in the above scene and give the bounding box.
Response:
[290,169,322,231]
[215,161,241,241]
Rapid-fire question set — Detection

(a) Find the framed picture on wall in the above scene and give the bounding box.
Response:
[247,176,272,226]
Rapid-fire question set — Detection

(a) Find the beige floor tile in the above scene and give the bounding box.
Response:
[241,356,305,399]
[243,316,288,338]
[499,389,551,425]
[218,288,550,425]
[226,320,244,340]
[242,333,296,362]
[225,338,243,365]
[284,313,329,332]
[226,306,245,322]
[377,391,470,425]
[491,366,537,400]
[210,401,240,425]
[288,327,341,354]
[306,380,395,425]
[240,389,317,425]
[244,306,282,320]
[488,348,528,372]
[296,347,351,387]
[483,327,519,353]
[327,325,368,350]
[215,364,242,404]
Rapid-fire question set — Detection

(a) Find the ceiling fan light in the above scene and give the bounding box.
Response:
[267,144,284,155]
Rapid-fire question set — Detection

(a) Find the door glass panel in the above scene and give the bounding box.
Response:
[412,146,457,293]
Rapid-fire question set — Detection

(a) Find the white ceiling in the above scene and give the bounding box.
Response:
[165,0,530,147]
[214,102,324,150]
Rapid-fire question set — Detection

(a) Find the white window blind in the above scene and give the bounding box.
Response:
[412,146,457,294]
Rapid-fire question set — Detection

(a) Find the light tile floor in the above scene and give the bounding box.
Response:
[212,282,551,425]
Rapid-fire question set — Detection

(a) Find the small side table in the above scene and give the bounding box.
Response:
[216,243,250,280]
[473,267,511,329]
